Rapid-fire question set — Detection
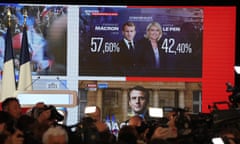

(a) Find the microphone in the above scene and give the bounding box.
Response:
[56,76,68,89]
[23,76,40,91]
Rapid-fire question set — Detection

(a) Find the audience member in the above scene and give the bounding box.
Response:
[117,125,138,144]
[128,115,148,144]
[30,105,55,142]
[16,114,41,144]
[1,97,22,121]
[5,129,24,144]
[85,106,116,144]
[42,126,68,144]
[0,111,14,134]
[86,106,109,132]
[0,111,24,144]
[148,138,171,144]
[128,115,145,127]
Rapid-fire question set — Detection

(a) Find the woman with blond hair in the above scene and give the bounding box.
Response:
[136,22,168,76]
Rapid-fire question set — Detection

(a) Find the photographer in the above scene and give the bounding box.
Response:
[128,115,148,143]
[84,106,116,144]
[147,112,178,143]
[28,103,64,143]
[86,106,109,133]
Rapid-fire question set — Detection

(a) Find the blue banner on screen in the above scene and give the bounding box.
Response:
[79,7,203,77]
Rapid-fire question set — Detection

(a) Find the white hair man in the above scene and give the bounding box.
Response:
[42,126,68,144]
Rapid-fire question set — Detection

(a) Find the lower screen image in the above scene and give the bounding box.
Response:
[78,80,202,122]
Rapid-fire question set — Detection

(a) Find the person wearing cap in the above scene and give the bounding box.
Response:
[29,104,56,142]
[31,103,64,126]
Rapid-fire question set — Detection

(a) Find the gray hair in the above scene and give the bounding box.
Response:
[42,126,68,144]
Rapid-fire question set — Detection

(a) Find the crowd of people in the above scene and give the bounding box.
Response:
[0,97,67,144]
[1,85,240,144]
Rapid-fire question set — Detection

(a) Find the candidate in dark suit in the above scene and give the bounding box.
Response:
[111,22,137,76]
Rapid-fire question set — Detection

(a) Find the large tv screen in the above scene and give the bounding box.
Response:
[79,7,203,77]
[78,6,236,112]
[0,3,237,113]
[0,4,67,76]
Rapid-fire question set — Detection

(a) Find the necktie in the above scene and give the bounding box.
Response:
[129,42,133,49]
[128,42,134,55]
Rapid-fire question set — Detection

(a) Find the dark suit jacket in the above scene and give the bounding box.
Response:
[111,39,137,76]
[135,37,169,76]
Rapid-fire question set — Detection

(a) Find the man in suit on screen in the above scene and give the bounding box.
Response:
[111,21,138,76]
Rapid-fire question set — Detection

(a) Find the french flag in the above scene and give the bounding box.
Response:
[1,26,17,101]
[17,26,32,91]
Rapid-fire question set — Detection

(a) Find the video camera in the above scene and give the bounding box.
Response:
[184,83,240,143]
[226,82,240,108]
[145,82,240,143]
[48,105,64,122]
[31,104,64,122]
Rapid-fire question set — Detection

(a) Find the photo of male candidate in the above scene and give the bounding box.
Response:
[111,22,138,76]
[128,85,150,121]
[79,7,203,78]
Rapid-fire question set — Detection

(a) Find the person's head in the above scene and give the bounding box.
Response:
[128,85,149,115]
[87,106,101,122]
[0,111,15,134]
[32,105,52,126]
[118,125,138,144]
[122,21,136,41]
[16,114,37,134]
[129,115,148,138]
[128,115,144,127]
[42,126,68,144]
[1,97,22,120]
[144,21,162,41]
[85,106,101,121]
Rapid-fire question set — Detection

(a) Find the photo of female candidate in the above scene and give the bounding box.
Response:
[135,21,170,76]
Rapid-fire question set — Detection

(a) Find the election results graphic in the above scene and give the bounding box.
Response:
[79,7,203,77]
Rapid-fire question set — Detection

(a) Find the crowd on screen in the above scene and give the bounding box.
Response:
[0,5,66,74]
